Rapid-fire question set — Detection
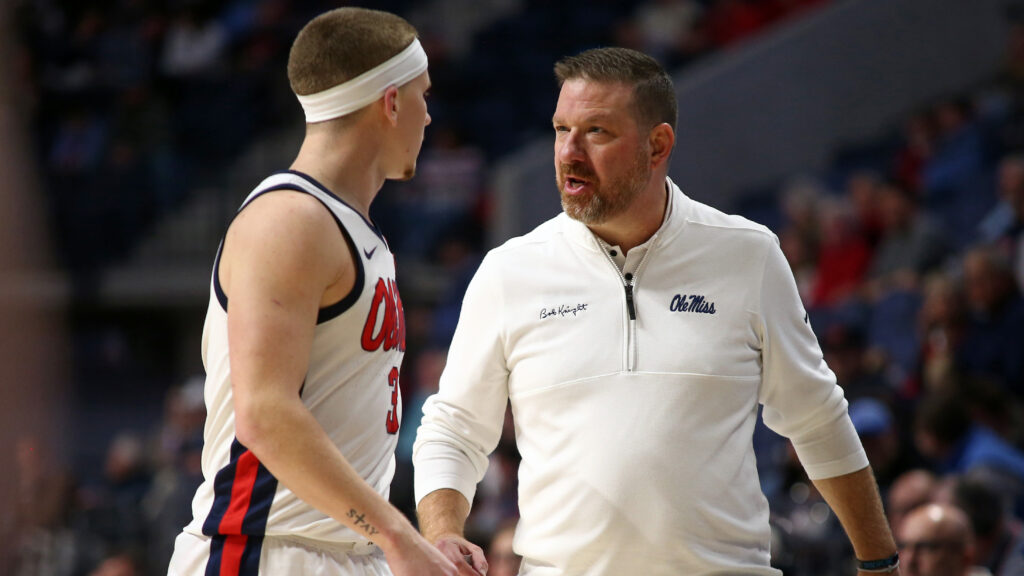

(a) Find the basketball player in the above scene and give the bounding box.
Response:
[168,8,460,576]
[414,47,900,575]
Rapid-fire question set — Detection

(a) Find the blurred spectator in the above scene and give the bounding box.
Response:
[616,0,706,68]
[6,436,90,576]
[994,8,1024,101]
[79,432,152,557]
[764,442,851,575]
[487,519,522,576]
[465,404,520,543]
[922,97,987,196]
[820,320,888,401]
[141,377,206,573]
[888,469,939,533]
[394,125,487,259]
[811,197,873,308]
[778,176,824,301]
[703,0,771,48]
[939,472,1024,576]
[779,226,817,303]
[849,397,914,494]
[918,273,966,393]
[921,97,995,250]
[895,502,992,576]
[957,245,1024,390]
[87,550,143,576]
[979,154,1024,292]
[844,169,886,250]
[893,109,938,195]
[866,179,948,297]
[160,5,227,79]
[913,391,1024,482]
[397,349,448,463]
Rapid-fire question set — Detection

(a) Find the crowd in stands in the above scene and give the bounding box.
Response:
[11,1,1024,575]
[10,0,827,279]
[732,12,1024,575]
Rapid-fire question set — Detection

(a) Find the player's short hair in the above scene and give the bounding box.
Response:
[554,47,678,133]
[288,7,418,96]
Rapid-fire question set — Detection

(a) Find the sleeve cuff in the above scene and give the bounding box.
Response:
[790,413,870,480]
[413,441,482,505]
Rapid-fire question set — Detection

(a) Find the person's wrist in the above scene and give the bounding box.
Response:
[856,552,899,573]
[374,513,418,555]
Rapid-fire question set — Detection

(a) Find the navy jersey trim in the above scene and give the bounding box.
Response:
[212,185,365,319]
[317,220,364,323]
[282,169,389,246]
[213,241,227,311]
[202,438,279,537]
[204,534,264,576]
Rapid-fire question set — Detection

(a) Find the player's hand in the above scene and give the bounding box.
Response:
[382,528,461,576]
[433,533,488,576]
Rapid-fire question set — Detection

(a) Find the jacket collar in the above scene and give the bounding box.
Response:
[563,176,691,252]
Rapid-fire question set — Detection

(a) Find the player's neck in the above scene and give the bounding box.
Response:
[290,130,385,220]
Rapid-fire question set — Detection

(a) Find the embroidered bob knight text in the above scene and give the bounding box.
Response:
[539,303,588,319]
[670,294,716,314]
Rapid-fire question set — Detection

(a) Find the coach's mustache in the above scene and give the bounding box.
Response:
[558,163,597,181]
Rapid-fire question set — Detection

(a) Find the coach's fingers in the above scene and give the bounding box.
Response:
[435,538,473,570]
[457,553,485,576]
[464,545,488,575]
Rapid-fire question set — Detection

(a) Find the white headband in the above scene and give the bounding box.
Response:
[295,38,428,123]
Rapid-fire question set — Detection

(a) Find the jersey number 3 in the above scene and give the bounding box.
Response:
[386,366,400,434]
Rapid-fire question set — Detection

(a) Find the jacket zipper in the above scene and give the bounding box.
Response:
[601,245,653,372]
[624,274,637,371]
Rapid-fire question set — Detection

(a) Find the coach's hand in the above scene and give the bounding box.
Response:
[382,526,462,576]
[434,533,488,576]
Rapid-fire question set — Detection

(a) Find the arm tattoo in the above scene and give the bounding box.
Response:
[348,508,380,537]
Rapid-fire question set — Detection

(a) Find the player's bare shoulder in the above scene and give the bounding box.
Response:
[220,190,354,303]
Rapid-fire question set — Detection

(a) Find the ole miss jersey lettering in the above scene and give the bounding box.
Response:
[361,277,406,352]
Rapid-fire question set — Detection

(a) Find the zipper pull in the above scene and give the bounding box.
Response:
[624,273,636,320]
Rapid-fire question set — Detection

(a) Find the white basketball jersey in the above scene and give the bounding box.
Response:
[184,171,406,544]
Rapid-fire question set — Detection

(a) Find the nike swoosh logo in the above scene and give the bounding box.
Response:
[363,246,377,260]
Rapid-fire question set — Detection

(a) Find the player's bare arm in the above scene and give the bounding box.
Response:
[813,466,902,575]
[418,488,488,575]
[221,191,457,575]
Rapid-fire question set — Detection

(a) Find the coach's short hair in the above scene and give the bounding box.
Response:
[288,7,418,96]
[554,47,677,133]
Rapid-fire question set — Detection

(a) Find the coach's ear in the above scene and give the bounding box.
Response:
[649,122,674,170]
[382,85,400,127]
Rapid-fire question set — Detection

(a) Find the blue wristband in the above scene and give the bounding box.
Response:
[857,552,899,572]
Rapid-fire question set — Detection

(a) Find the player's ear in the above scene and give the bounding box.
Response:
[382,85,400,127]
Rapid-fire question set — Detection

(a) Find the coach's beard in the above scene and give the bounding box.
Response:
[559,153,650,225]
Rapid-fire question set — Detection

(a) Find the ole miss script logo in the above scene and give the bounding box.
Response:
[361,277,405,434]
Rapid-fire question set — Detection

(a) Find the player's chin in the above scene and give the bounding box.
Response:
[392,165,417,181]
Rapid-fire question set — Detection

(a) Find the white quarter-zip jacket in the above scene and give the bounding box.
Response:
[413,179,867,575]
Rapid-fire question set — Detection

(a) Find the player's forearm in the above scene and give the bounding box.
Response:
[235,396,416,551]
[416,488,472,544]
[812,466,898,565]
